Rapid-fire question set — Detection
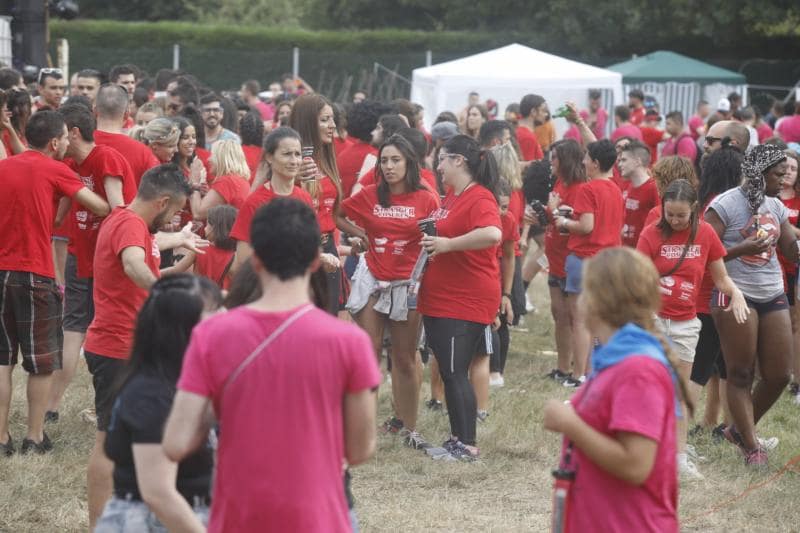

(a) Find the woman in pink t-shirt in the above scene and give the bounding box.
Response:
[544,247,689,533]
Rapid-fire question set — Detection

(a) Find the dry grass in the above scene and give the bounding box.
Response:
[1,275,799,532]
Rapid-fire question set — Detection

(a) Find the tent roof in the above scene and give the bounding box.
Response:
[413,43,621,84]
[607,51,746,84]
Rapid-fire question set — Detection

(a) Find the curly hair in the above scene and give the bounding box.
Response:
[697,148,742,207]
[652,155,698,197]
[345,100,392,143]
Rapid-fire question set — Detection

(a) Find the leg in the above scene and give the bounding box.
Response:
[702,374,721,428]
[752,309,792,425]
[429,357,444,403]
[567,294,590,377]
[52,238,68,288]
[47,331,84,413]
[549,285,573,374]
[387,311,423,430]
[469,354,490,413]
[0,365,12,443]
[88,430,113,530]
[353,296,386,362]
[521,234,545,283]
[26,373,53,442]
[713,306,759,450]
[791,303,800,388]
[491,321,510,378]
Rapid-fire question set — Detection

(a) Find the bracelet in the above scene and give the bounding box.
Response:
[502,293,512,299]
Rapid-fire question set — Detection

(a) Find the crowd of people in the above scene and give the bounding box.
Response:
[0,59,798,531]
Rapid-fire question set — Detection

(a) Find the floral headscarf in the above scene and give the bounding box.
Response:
[741,144,787,214]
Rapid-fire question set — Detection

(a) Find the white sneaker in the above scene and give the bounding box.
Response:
[525,294,536,313]
[758,436,779,451]
[794,393,800,406]
[678,453,705,480]
[489,374,505,387]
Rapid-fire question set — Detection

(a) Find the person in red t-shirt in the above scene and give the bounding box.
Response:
[617,141,659,247]
[163,198,379,533]
[337,101,386,197]
[419,135,502,460]
[94,84,160,185]
[175,205,238,289]
[543,247,686,533]
[542,140,587,382]
[689,100,711,140]
[555,140,624,385]
[354,127,438,196]
[139,117,180,164]
[230,127,315,276]
[610,105,644,144]
[1,88,30,156]
[661,111,698,164]
[637,179,747,479]
[515,94,545,162]
[46,103,138,421]
[0,111,109,456]
[189,140,251,220]
[239,110,264,183]
[639,109,667,164]
[628,88,646,126]
[643,155,700,228]
[778,152,800,401]
[83,163,206,529]
[342,134,439,447]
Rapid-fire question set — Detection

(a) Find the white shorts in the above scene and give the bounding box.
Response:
[655,316,702,363]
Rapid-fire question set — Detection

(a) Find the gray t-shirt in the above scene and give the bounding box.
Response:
[708,187,788,302]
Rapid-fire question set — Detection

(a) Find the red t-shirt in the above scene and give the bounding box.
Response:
[610,124,643,143]
[563,356,678,533]
[508,189,525,228]
[337,140,377,197]
[661,134,697,162]
[94,129,160,185]
[418,184,501,325]
[498,210,521,258]
[311,176,339,234]
[688,115,705,140]
[341,185,439,280]
[629,106,646,126]
[230,185,314,243]
[177,305,381,533]
[211,174,250,210]
[84,207,161,359]
[333,136,353,159]
[241,144,262,184]
[195,244,234,289]
[621,178,659,247]
[639,126,664,163]
[357,167,438,195]
[568,178,624,258]
[515,125,544,162]
[544,179,581,278]
[777,115,800,143]
[637,221,726,320]
[778,196,800,278]
[0,151,84,278]
[644,204,662,228]
[696,197,719,314]
[756,123,774,144]
[1,129,25,156]
[66,145,138,278]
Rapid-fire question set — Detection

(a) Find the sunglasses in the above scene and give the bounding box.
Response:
[437,153,463,163]
[38,68,63,85]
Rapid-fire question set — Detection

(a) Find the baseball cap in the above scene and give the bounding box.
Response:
[717,98,731,112]
[431,121,458,142]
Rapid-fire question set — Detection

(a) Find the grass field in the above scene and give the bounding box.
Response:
[1,276,799,532]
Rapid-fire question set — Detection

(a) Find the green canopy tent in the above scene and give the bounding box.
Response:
[608,50,747,120]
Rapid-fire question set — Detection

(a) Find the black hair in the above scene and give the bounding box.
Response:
[376,134,424,208]
[199,92,221,107]
[665,111,684,126]
[496,177,512,197]
[523,159,555,206]
[442,134,499,199]
[588,89,602,100]
[396,127,428,164]
[332,102,347,137]
[220,95,239,133]
[551,139,587,186]
[207,204,238,251]
[224,257,328,311]
[587,139,618,173]
[116,273,206,394]
[280,72,294,83]
[378,114,407,141]
[7,88,32,134]
[63,95,92,110]
[77,69,103,83]
[25,110,65,149]
[698,147,744,207]
[520,94,545,118]
[95,83,129,117]
[433,111,458,125]
[137,77,156,93]
[108,64,137,83]
[656,180,699,276]
[391,98,418,129]
[478,120,511,148]
[137,163,192,201]
[240,110,264,147]
[133,86,150,108]
[0,67,22,90]
[176,108,206,159]
[261,126,302,183]
[155,69,179,91]
[250,198,320,281]
[58,103,95,143]
[628,89,645,101]
[614,105,631,122]
[170,81,199,107]
[242,79,260,96]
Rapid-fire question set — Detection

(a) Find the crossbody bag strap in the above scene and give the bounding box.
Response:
[220,304,315,400]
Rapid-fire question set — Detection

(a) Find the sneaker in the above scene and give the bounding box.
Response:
[721,425,745,449]
[44,411,59,424]
[489,374,505,387]
[544,369,569,382]
[789,382,800,396]
[20,433,53,455]
[425,399,443,411]
[678,453,705,480]
[380,416,404,435]
[711,423,727,443]
[448,440,479,462]
[525,294,536,313]
[427,438,458,461]
[685,444,707,463]
[744,447,768,467]
[477,410,489,422]
[757,436,779,451]
[562,375,586,388]
[688,424,705,438]
[0,434,14,457]
[403,430,431,450]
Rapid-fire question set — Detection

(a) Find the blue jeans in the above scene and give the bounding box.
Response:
[94,495,209,532]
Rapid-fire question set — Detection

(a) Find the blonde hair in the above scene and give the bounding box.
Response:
[491,142,522,190]
[652,155,698,196]
[582,247,694,416]
[211,140,250,180]
[128,125,145,142]
[137,101,164,118]
[141,117,180,146]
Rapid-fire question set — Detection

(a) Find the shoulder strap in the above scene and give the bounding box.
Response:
[221,304,315,400]
[218,254,235,286]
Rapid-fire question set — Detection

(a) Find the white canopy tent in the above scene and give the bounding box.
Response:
[411,44,624,137]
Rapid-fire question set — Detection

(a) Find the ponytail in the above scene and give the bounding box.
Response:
[443,134,500,200]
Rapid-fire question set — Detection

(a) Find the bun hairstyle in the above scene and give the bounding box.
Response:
[442,134,499,200]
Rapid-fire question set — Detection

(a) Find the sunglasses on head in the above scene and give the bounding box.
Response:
[38,68,63,85]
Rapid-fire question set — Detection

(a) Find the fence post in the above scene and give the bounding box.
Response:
[172,44,180,70]
[426,50,432,67]
[292,46,299,79]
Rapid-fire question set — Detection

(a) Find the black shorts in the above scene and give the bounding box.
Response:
[85,351,127,431]
[547,274,567,293]
[423,317,491,362]
[787,272,797,307]
[0,271,63,374]
[63,254,95,333]
[690,313,727,385]
[711,289,789,316]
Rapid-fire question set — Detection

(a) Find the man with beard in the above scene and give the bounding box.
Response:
[82,163,207,529]
[200,93,240,150]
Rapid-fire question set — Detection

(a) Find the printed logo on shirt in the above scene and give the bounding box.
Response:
[660,244,701,260]
[430,206,449,221]
[150,239,161,260]
[739,213,779,266]
[372,205,416,219]
[625,197,640,210]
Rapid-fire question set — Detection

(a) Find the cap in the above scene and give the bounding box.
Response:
[717,98,731,112]
[431,121,459,142]
[644,109,661,122]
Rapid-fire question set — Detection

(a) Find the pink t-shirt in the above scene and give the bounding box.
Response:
[562,356,678,533]
[776,115,800,143]
[688,115,705,140]
[178,304,381,533]
[611,124,644,142]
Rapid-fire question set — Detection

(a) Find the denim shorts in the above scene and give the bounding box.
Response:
[95,495,209,533]
[564,254,584,294]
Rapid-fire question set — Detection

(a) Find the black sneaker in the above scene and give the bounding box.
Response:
[44,411,59,424]
[425,399,443,411]
[789,382,800,396]
[544,369,569,382]
[688,424,705,438]
[20,433,53,455]
[0,434,14,457]
[380,416,404,435]
[711,423,727,443]
[562,375,585,388]
[448,440,479,462]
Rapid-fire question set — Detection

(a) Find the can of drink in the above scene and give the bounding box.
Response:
[301,146,314,158]
[557,206,573,234]
[418,218,436,237]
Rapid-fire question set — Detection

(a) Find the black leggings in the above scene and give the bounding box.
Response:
[424,316,488,446]
[490,319,509,374]
[322,235,341,315]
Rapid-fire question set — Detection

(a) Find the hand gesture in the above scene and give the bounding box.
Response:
[421,235,452,258]
[319,252,341,273]
[189,158,206,185]
[299,158,319,182]
[179,222,209,254]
